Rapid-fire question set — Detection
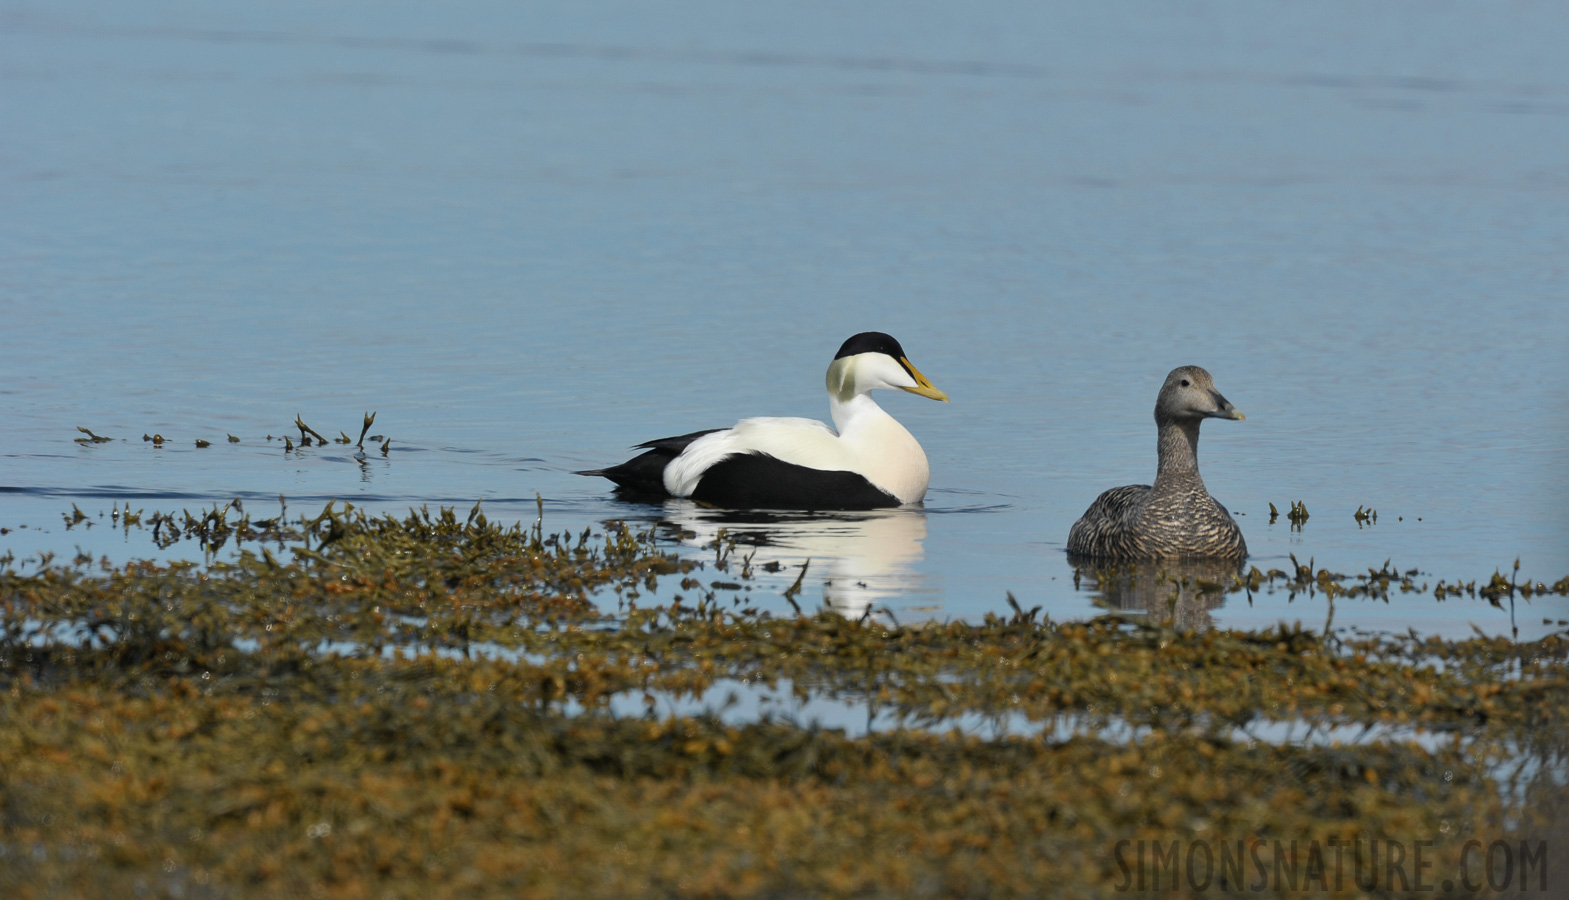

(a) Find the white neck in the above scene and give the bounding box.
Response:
[830,392,930,504]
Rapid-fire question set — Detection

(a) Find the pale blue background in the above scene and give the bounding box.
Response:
[4,1,1567,636]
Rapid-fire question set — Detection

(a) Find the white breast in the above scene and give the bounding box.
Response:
[831,393,930,504]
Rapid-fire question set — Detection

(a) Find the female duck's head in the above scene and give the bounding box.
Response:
[1155,365,1244,425]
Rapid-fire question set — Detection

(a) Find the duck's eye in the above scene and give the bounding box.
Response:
[1180,379,1191,387]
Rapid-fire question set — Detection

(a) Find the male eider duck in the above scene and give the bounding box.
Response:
[1066,366,1247,560]
[579,332,948,510]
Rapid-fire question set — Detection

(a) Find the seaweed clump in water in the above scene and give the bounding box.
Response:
[2,502,1566,898]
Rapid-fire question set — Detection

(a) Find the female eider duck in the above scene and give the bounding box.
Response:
[1066,366,1248,560]
[579,332,948,510]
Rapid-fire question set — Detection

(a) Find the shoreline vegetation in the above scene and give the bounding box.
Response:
[3,502,1566,897]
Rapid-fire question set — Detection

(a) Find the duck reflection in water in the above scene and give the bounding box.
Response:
[1068,555,1245,630]
[649,501,933,622]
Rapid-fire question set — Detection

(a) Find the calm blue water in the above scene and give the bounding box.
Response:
[4,1,1567,638]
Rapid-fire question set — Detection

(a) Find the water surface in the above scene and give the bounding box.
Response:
[4,0,1567,638]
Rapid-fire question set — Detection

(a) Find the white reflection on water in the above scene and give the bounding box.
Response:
[644,501,935,621]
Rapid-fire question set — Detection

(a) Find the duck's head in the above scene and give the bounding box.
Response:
[1155,366,1244,424]
[826,332,949,404]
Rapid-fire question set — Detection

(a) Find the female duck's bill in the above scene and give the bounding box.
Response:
[1066,365,1247,560]
[579,332,948,510]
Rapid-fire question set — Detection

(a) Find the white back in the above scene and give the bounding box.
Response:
[661,350,932,504]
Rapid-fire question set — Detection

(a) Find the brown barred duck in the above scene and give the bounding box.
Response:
[1067,366,1248,560]
[579,332,948,510]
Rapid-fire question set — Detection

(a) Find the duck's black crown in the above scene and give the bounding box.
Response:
[834,332,906,361]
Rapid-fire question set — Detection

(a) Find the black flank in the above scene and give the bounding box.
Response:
[691,453,900,510]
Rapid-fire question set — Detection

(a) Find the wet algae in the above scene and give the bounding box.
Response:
[2,503,1566,898]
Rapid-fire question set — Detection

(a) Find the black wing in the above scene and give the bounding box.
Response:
[577,429,726,498]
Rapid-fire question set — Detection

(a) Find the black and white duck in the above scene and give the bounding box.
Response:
[579,332,948,510]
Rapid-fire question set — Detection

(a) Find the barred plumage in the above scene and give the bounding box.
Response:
[1067,366,1247,560]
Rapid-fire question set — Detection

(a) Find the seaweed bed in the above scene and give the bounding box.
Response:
[2,502,1566,898]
